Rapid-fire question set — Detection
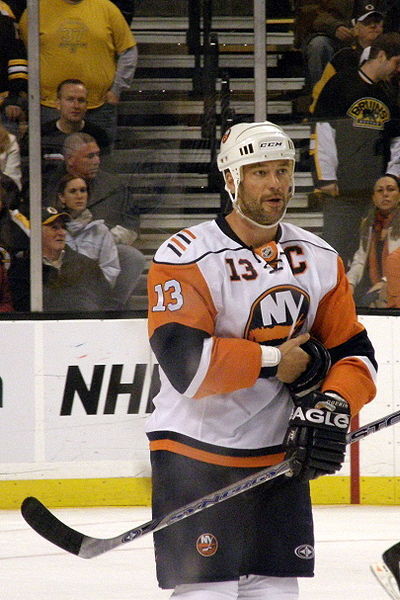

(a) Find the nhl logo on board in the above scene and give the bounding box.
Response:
[196,533,219,557]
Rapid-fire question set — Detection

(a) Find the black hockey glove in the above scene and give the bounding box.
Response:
[284,391,350,481]
[288,338,331,400]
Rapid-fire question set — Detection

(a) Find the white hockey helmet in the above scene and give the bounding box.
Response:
[217,121,296,227]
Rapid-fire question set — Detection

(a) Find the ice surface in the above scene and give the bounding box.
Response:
[1,504,399,599]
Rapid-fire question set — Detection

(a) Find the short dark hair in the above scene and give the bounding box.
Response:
[376,173,400,190]
[62,132,97,158]
[56,79,87,98]
[57,173,90,197]
[369,32,400,60]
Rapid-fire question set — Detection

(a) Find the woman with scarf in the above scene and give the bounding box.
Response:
[56,173,120,288]
[347,174,400,308]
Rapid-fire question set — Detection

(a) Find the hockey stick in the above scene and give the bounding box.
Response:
[370,563,400,600]
[371,542,400,599]
[21,406,400,560]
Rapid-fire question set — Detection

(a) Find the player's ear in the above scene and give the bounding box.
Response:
[224,170,235,192]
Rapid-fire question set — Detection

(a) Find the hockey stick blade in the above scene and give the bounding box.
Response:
[21,458,294,559]
[383,542,400,593]
[21,406,400,559]
[370,563,400,600]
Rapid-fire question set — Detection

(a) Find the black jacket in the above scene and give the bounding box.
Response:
[8,245,111,312]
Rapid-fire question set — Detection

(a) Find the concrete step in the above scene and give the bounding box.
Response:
[106,171,313,192]
[135,30,293,48]
[134,16,294,47]
[139,211,321,230]
[137,54,279,69]
[133,192,310,210]
[104,146,304,172]
[113,170,313,188]
[118,99,293,122]
[117,123,311,141]
[118,99,285,114]
[130,77,304,92]
[134,16,288,30]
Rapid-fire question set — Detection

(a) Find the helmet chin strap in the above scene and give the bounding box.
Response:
[225,182,292,230]
[234,198,288,229]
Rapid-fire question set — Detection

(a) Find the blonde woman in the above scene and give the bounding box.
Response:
[57,173,120,288]
[347,174,400,307]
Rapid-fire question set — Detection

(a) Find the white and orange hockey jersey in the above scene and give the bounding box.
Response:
[146,216,377,468]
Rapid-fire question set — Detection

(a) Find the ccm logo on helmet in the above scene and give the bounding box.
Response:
[260,141,283,147]
[291,406,350,429]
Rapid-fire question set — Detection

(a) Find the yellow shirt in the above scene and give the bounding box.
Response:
[20,0,136,108]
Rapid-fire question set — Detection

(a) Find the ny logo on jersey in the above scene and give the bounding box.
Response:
[244,285,310,345]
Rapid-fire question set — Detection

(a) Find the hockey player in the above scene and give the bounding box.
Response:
[146,121,377,599]
[310,32,400,268]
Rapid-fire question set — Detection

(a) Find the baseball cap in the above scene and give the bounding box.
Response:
[352,1,384,24]
[42,206,71,225]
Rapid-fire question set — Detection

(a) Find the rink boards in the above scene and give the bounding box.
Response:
[0,314,398,508]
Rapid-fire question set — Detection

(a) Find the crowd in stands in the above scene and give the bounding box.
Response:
[1,0,400,312]
[0,0,144,313]
[292,0,400,308]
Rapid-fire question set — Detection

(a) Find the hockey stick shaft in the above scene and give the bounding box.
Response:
[347,407,400,443]
[21,406,400,559]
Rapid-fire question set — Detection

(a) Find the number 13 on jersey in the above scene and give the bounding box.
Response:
[152,280,184,312]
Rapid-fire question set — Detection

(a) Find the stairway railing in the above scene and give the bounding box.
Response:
[187,0,220,191]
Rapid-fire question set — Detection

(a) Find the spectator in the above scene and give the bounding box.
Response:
[0,244,12,311]
[41,79,111,161]
[310,6,384,112]
[0,123,22,190]
[59,133,140,239]
[45,133,145,309]
[57,173,120,288]
[294,0,386,92]
[0,177,27,255]
[8,206,111,312]
[0,6,27,137]
[0,179,15,311]
[311,32,400,268]
[19,0,138,145]
[347,174,400,307]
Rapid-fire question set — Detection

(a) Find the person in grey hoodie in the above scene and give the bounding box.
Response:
[57,173,121,288]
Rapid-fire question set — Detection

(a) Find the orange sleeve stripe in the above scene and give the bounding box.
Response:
[170,237,187,251]
[194,337,262,398]
[182,228,197,239]
[322,358,376,416]
[149,439,285,467]
[147,262,217,338]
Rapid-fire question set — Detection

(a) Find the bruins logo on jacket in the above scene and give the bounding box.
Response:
[347,97,390,130]
[244,285,310,345]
